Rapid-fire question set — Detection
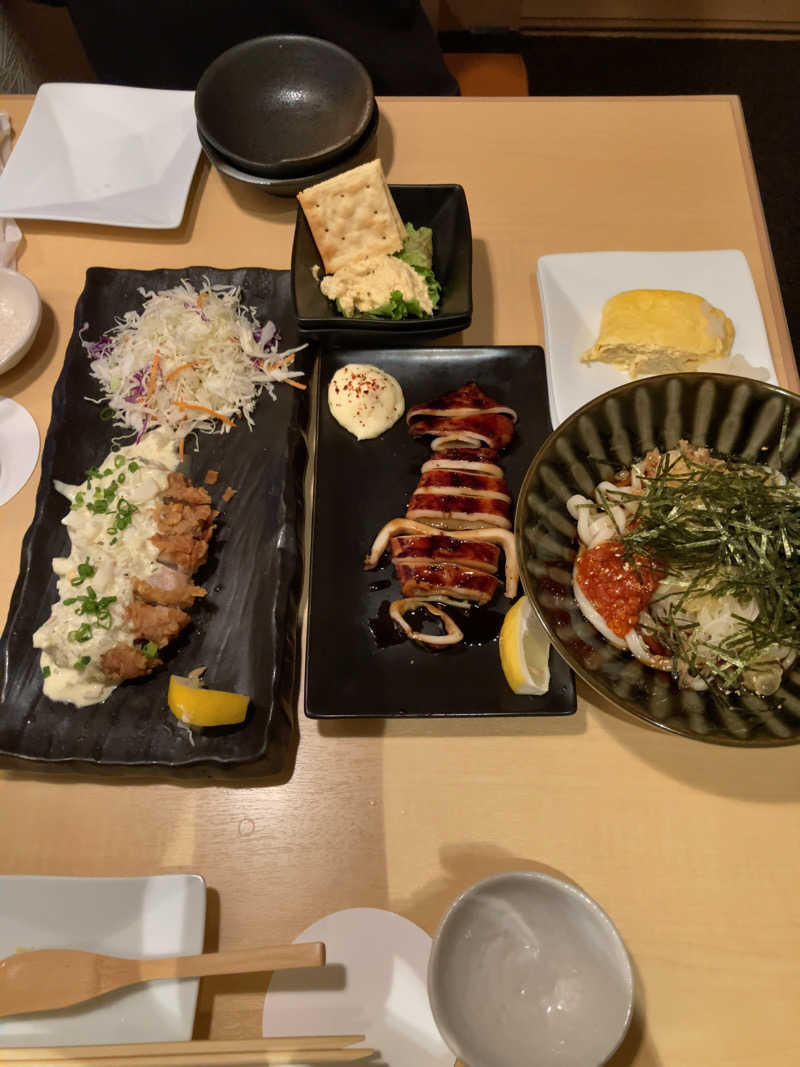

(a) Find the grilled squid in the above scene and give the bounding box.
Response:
[364,518,519,599]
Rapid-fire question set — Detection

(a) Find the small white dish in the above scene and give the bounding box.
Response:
[428,871,634,1067]
[0,268,41,374]
[0,396,39,505]
[262,907,452,1066]
[0,84,201,229]
[0,874,206,1046]
[538,250,777,425]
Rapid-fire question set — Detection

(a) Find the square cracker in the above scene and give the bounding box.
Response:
[297,159,406,274]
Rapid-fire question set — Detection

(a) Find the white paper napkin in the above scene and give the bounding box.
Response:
[0,113,22,269]
[0,396,39,505]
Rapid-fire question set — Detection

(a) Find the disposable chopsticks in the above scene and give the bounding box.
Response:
[0,1036,374,1065]
[0,1054,375,1067]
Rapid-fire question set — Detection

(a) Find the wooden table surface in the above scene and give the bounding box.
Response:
[1,94,799,1066]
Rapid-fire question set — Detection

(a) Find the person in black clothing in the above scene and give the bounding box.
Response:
[37,0,459,95]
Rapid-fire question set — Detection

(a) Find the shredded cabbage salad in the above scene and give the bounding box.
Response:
[83,278,305,447]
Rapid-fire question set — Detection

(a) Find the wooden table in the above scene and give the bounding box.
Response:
[1,95,798,1066]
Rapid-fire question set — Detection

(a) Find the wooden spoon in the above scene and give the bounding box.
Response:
[0,942,325,1018]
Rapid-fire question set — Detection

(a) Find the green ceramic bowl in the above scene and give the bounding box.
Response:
[516,373,800,746]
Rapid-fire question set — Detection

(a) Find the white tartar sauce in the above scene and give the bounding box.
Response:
[33,431,178,706]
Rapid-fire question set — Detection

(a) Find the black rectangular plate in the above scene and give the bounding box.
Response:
[0,267,309,768]
[305,347,576,718]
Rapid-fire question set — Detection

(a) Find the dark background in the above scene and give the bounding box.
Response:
[443,31,800,369]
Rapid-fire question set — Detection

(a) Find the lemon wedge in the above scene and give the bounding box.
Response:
[167,675,249,728]
[499,596,551,695]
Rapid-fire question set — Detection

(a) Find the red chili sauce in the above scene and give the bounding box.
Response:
[575,541,662,638]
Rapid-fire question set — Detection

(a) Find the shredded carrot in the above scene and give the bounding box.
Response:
[284,378,307,390]
[175,401,235,427]
[179,436,185,462]
[267,353,295,370]
[141,351,161,404]
[165,361,197,382]
[197,292,208,307]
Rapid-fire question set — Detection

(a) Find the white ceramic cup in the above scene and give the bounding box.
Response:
[427,870,634,1067]
[0,266,41,374]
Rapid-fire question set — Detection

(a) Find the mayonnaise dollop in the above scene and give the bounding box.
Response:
[328,364,404,440]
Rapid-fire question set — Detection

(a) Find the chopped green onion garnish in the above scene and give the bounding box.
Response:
[70,558,95,586]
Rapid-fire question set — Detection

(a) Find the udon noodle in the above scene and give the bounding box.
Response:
[567,441,800,698]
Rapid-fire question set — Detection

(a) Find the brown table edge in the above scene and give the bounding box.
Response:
[723,94,799,391]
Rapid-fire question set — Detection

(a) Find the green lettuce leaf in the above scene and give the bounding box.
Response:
[345,290,428,320]
[396,223,433,271]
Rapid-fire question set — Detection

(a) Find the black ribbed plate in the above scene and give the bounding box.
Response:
[0,267,309,768]
[518,372,800,746]
[305,347,576,718]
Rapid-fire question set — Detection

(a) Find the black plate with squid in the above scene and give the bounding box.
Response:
[0,266,308,769]
[306,347,576,718]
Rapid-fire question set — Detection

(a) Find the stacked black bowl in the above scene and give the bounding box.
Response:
[195,35,378,196]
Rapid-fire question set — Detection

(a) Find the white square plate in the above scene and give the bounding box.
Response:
[0,84,201,228]
[0,874,206,1046]
[537,250,777,426]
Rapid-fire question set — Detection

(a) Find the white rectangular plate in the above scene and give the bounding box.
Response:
[0,874,206,1046]
[537,250,777,426]
[0,84,201,228]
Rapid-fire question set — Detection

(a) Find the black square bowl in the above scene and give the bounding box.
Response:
[291,184,472,346]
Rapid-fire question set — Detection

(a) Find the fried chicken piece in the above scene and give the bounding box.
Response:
[132,576,206,609]
[126,600,191,648]
[96,473,213,686]
[154,499,217,539]
[165,471,213,506]
[101,644,161,681]
[151,533,210,574]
